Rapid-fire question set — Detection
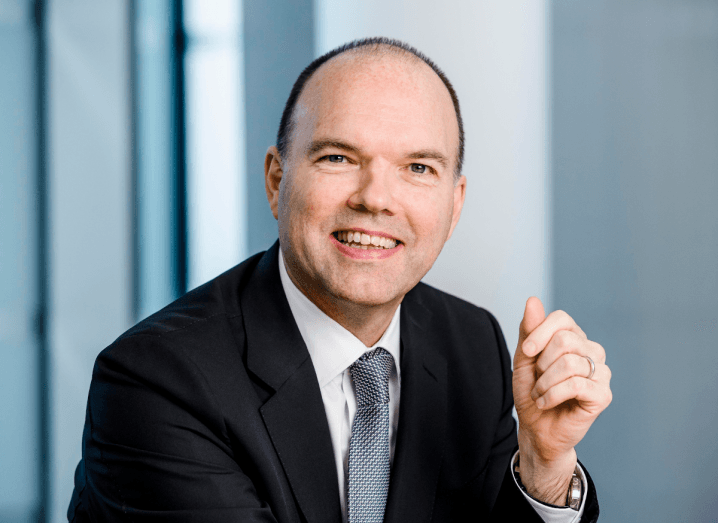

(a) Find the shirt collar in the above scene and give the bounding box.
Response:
[278,247,401,388]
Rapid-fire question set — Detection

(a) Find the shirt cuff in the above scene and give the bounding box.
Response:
[510,450,586,523]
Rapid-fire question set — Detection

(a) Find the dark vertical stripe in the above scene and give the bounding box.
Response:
[173,0,187,296]
[33,0,49,520]
[129,0,140,321]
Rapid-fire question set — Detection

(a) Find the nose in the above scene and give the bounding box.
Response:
[347,160,395,216]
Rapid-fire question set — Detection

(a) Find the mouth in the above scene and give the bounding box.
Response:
[331,229,402,250]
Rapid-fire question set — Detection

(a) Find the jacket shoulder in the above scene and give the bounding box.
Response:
[92,250,267,405]
[409,280,503,336]
[405,280,511,398]
[117,249,265,343]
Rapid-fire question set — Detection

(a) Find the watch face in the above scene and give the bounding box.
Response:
[568,475,582,510]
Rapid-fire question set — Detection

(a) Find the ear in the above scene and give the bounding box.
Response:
[446,174,467,240]
[265,146,284,220]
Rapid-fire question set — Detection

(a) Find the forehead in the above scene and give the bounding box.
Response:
[293,51,459,157]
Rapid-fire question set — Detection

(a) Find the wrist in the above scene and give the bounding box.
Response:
[516,437,577,505]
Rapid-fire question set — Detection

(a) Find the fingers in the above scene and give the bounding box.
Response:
[522,309,587,357]
[515,300,613,416]
[534,371,613,411]
[531,353,612,402]
[534,330,606,376]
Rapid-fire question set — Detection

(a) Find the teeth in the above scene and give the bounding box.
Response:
[336,230,398,250]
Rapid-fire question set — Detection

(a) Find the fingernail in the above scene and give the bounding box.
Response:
[523,341,535,355]
[535,396,546,409]
[530,388,539,401]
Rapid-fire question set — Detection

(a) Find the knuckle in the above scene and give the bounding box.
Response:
[604,388,613,406]
[546,310,565,326]
[593,342,606,361]
[543,388,555,404]
[561,354,576,374]
[572,353,586,373]
[536,358,549,374]
[571,377,583,394]
[577,325,588,339]
[535,381,546,396]
[556,330,571,348]
[556,309,571,323]
[556,356,567,373]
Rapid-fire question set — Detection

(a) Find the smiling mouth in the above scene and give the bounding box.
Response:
[332,230,400,250]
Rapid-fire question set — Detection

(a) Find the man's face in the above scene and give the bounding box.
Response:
[266,53,466,313]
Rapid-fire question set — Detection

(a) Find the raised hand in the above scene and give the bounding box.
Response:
[512,297,612,504]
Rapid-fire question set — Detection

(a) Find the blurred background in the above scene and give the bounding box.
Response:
[1,0,717,521]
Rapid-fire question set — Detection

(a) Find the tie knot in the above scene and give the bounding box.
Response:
[350,347,393,406]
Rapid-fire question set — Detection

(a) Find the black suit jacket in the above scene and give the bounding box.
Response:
[68,242,599,522]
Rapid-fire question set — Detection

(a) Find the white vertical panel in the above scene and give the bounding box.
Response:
[47,1,133,521]
[185,0,246,290]
[315,0,550,352]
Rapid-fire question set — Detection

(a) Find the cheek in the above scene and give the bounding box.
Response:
[282,175,314,219]
[407,189,455,241]
[278,176,312,243]
[283,174,348,233]
[306,175,353,212]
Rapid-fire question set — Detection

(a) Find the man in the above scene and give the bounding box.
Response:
[69,38,611,522]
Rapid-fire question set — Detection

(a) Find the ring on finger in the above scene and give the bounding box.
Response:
[583,355,595,380]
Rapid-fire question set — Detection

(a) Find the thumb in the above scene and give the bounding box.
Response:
[517,296,546,354]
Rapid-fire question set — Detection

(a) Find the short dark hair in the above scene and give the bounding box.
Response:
[276,37,465,179]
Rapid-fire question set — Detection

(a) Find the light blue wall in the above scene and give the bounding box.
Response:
[243,0,314,256]
[47,1,134,521]
[315,1,552,353]
[552,1,718,521]
[0,1,41,521]
[4,1,716,521]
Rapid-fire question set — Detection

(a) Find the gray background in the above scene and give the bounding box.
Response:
[553,1,718,521]
[1,0,716,521]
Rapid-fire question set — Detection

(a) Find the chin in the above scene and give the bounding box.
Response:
[329,280,406,308]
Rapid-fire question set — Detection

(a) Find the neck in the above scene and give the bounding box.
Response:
[283,263,401,347]
[317,295,400,347]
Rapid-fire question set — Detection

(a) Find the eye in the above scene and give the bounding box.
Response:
[325,154,345,163]
[410,163,428,174]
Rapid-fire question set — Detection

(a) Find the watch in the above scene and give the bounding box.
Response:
[567,469,582,510]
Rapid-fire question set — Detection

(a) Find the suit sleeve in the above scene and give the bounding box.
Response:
[483,312,600,523]
[68,335,278,523]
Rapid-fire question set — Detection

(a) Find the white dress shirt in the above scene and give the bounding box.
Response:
[278,249,585,522]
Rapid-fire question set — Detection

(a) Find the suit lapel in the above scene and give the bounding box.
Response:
[243,243,342,523]
[385,286,448,523]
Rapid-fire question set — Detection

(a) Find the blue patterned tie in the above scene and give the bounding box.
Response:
[347,347,394,523]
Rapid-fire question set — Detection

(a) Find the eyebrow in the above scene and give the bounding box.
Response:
[305,140,362,157]
[407,150,450,169]
[305,139,450,169]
